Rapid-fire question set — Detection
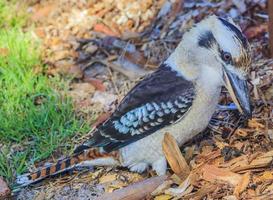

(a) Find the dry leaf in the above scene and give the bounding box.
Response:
[94,23,121,37]
[31,4,56,22]
[69,82,95,101]
[84,77,106,91]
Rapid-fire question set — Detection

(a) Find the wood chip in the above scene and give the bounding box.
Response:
[162,133,190,181]
[183,184,217,200]
[201,164,242,186]
[165,176,191,196]
[151,180,173,196]
[230,150,273,172]
[234,172,250,197]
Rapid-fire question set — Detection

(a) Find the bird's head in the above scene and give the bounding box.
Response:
[167,15,252,117]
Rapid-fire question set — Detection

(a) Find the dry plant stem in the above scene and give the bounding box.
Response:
[162,133,190,181]
[269,0,273,57]
[97,175,168,200]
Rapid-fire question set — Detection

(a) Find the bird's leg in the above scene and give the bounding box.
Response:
[152,157,167,176]
[128,162,149,173]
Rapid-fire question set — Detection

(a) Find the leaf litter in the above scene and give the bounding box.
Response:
[11,0,273,199]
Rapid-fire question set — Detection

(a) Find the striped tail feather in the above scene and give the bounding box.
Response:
[15,148,117,187]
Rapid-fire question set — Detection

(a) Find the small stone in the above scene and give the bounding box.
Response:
[84,44,98,54]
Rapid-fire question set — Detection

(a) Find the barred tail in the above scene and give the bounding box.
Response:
[15,148,117,187]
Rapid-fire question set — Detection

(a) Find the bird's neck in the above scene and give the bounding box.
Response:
[165,50,223,94]
[165,51,199,81]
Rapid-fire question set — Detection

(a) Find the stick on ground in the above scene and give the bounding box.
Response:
[97,175,167,200]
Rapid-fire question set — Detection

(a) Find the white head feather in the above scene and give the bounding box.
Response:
[166,15,250,85]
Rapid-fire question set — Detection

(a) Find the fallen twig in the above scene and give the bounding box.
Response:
[97,175,167,200]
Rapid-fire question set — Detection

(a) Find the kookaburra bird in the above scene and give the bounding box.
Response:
[16,15,251,186]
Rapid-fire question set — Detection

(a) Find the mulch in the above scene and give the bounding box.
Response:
[7,0,273,199]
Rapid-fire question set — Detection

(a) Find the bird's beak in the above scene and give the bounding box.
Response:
[223,68,252,118]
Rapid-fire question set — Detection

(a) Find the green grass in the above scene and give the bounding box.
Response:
[0,2,88,186]
[0,0,28,28]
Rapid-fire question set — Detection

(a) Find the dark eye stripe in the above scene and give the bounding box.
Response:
[198,31,217,49]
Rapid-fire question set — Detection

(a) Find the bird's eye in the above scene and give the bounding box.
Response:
[222,52,232,62]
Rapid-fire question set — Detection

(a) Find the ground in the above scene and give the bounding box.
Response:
[0,0,272,199]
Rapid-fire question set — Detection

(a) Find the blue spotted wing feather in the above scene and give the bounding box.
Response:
[79,64,195,152]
